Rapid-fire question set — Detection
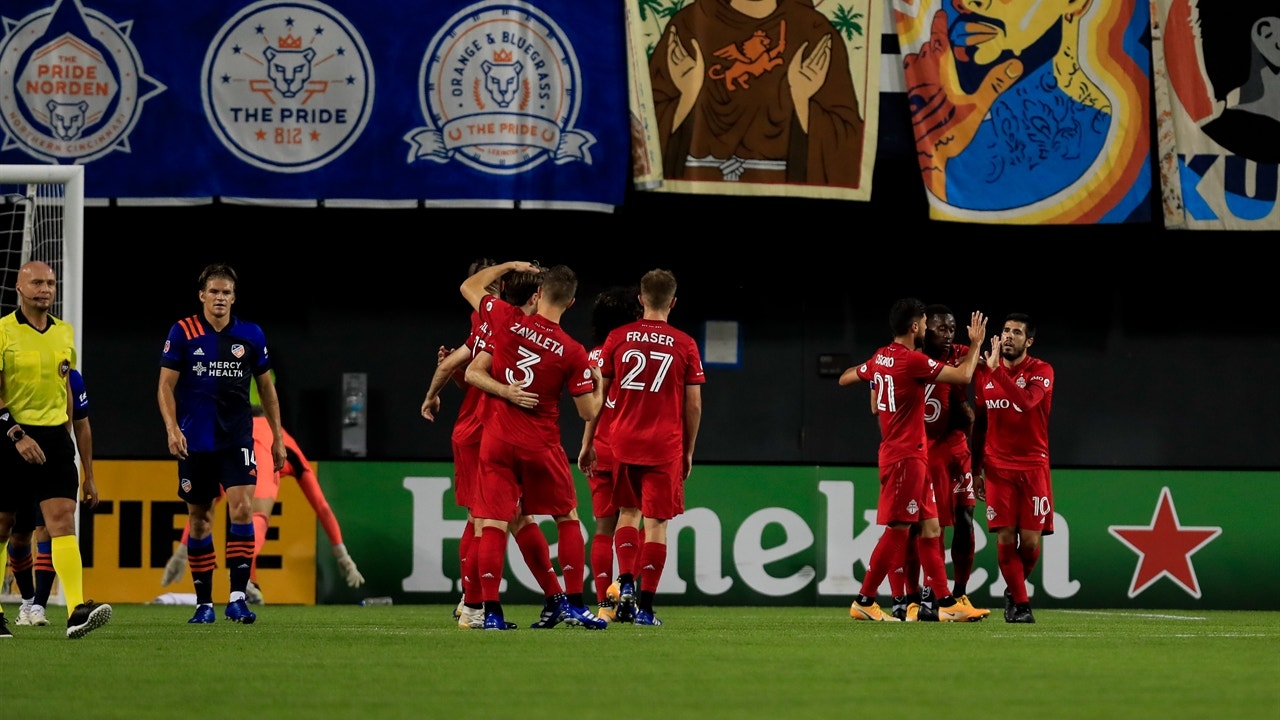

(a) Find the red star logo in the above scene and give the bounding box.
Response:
[1108,487,1221,598]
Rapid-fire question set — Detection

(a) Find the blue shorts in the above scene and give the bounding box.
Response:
[178,446,257,505]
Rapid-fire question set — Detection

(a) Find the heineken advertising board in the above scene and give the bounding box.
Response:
[314,463,1278,610]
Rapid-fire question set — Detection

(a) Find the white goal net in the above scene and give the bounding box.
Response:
[0,164,84,607]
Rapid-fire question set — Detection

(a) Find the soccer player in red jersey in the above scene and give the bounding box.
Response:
[840,298,987,622]
[460,261,605,631]
[897,304,988,620]
[422,259,544,629]
[576,286,641,623]
[971,313,1054,624]
[585,269,705,626]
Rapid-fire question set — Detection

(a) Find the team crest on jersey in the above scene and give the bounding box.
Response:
[201,0,374,173]
[231,344,245,358]
[181,478,192,493]
[907,499,919,516]
[0,0,165,163]
[404,1,595,174]
[59,359,70,377]
[1016,377,1027,389]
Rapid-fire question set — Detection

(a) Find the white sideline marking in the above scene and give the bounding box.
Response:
[1059,610,1206,620]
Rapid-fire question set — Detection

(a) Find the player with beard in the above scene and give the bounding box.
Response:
[972,313,1055,623]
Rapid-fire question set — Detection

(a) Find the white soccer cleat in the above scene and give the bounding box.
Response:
[27,604,48,627]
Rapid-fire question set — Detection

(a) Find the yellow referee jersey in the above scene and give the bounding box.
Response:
[0,310,76,426]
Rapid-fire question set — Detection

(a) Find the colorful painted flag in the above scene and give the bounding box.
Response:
[627,0,882,201]
[1150,0,1279,231]
[894,0,1153,223]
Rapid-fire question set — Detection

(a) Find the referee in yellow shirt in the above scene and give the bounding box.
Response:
[0,261,110,639]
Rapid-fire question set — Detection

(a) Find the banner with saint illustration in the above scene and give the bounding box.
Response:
[894,0,1153,224]
[1149,0,1279,231]
[626,0,882,201]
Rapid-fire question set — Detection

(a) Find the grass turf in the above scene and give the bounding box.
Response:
[6,604,1277,719]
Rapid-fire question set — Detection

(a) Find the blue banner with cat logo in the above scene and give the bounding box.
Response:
[0,0,628,211]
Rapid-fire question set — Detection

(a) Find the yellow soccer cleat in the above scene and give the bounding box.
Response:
[955,595,991,618]
[938,600,987,622]
[850,600,900,621]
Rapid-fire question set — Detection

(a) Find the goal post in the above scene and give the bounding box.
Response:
[0,164,85,608]
[0,164,84,355]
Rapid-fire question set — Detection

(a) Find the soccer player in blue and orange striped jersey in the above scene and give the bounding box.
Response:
[157,263,284,625]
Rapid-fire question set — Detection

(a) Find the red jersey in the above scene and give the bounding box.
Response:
[452,309,492,446]
[588,343,618,465]
[600,319,705,465]
[924,342,969,445]
[974,355,1054,469]
[855,341,946,466]
[477,294,594,451]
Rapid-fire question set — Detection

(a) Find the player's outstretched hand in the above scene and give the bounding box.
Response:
[161,544,188,586]
[334,543,365,587]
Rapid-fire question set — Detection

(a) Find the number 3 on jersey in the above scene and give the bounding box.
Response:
[505,346,541,387]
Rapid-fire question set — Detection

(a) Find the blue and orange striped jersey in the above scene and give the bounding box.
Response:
[159,313,272,452]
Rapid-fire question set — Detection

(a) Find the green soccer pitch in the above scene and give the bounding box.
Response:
[8,605,1277,719]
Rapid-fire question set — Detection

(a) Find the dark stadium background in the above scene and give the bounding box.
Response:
[81,100,1276,469]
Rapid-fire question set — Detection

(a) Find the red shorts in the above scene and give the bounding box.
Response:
[452,439,480,509]
[589,444,618,519]
[983,463,1053,535]
[473,433,576,521]
[948,439,977,512]
[613,457,683,521]
[927,442,955,527]
[876,456,934,525]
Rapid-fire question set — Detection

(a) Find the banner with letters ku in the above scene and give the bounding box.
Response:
[625,0,882,202]
[0,0,629,211]
[1149,1,1279,231]
[893,0,1153,224]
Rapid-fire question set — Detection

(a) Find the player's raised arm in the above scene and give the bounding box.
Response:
[460,260,538,310]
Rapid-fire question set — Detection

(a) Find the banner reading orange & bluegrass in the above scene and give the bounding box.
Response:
[1150,0,1280,231]
[894,0,1153,224]
[626,0,881,201]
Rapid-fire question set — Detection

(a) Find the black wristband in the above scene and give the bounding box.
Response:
[0,409,17,436]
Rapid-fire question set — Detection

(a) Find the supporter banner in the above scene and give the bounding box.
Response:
[1149,0,1279,231]
[893,0,1153,224]
[318,463,1278,610]
[82,460,317,605]
[625,0,882,201]
[0,0,629,211]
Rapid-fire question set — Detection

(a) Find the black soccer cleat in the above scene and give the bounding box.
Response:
[67,600,112,639]
[1007,603,1036,624]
